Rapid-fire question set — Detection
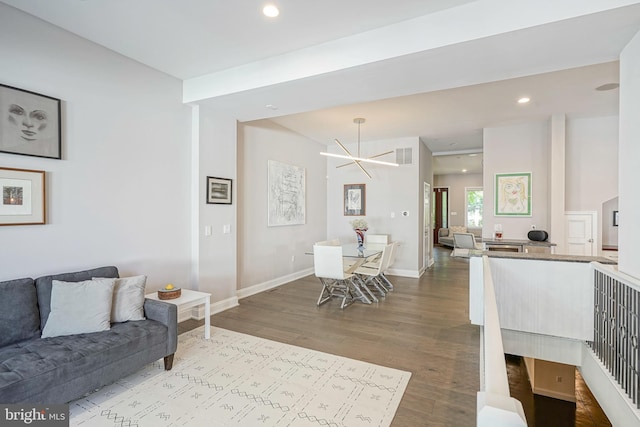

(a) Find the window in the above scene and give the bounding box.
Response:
[466,187,483,228]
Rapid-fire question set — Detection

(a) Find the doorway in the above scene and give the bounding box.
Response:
[424,182,432,269]
[565,211,598,256]
[433,187,449,244]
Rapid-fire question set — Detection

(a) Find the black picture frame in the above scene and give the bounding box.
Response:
[613,210,619,227]
[206,176,232,204]
[0,83,62,159]
[344,183,366,216]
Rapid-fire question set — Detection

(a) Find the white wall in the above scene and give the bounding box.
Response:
[565,116,618,211]
[434,173,483,228]
[483,121,550,240]
[602,197,619,248]
[327,137,422,276]
[566,116,619,254]
[237,120,327,291]
[619,31,640,280]
[195,110,238,307]
[0,5,192,287]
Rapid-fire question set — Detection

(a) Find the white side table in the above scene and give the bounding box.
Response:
[146,289,211,339]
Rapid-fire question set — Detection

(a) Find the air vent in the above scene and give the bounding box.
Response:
[396,148,412,165]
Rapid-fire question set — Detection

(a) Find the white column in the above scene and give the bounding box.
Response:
[549,114,566,254]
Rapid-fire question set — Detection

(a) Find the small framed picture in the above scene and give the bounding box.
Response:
[0,83,62,159]
[344,183,366,216]
[206,176,232,204]
[0,167,46,226]
[613,210,619,227]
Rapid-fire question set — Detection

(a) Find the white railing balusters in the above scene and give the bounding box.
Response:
[590,263,640,409]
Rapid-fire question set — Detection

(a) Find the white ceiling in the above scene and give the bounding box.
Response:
[3,0,640,174]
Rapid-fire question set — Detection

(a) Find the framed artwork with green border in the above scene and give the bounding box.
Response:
[495,172,531,216]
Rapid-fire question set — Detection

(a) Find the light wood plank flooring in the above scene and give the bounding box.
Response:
[179,247,479,426]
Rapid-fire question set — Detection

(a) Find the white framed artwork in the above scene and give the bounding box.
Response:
[267,160,305,226]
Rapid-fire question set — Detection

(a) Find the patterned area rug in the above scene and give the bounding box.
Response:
[70,326,411,427]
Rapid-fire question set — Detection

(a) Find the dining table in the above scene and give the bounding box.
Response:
[306,243,382,270]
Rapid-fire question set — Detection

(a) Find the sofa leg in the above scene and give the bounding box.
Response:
[164,354,175,370]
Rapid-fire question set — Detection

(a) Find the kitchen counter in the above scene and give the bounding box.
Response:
[476,250,617,264]
[481,238,556,247]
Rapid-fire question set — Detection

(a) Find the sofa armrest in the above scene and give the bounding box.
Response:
[144,299,178,356]
[438,228,449,238]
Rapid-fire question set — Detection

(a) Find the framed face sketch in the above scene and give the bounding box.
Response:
[495,172,532,216]
[0,167,46,226]
[344,183,366,216]
[0,83,62,160]
[206,176,232,204]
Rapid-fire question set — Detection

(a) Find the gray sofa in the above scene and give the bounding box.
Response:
[0,266,177,404]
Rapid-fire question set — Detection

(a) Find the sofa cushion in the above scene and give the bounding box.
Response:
[0,278,40,347]
[110,275,147,323]
[41,279,116,338]
[0,320,168,404]
[450,225,468,234]
[35,266,119,330]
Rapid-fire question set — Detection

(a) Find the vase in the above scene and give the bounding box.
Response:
[354,228,367,253]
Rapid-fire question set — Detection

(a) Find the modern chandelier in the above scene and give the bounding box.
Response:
[320,118,399,179]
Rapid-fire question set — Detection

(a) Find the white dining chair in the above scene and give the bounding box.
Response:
[453,232,483,250]
[354,243,394,298]
[452,232,483,258]
[362,234,388,265]
[315,239,341,246]
[378,241,397,291]
[365,234,389,247]
[313,244,371,309]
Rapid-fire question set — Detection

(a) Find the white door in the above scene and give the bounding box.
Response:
[424,182,432,268]
[565,212,597,256]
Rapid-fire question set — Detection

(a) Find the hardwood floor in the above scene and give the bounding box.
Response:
[179,246,616,426]
[180,246,480,426]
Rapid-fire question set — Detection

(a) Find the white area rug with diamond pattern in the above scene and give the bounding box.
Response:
[70,326,411,427]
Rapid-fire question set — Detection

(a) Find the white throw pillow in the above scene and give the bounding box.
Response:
[41,278,116,338]
[111,275,147,323]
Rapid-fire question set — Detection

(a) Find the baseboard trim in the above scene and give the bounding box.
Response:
[531,386,576,403]
[237,268,314,300]
[387,268,421,278]
[178,296,239,322]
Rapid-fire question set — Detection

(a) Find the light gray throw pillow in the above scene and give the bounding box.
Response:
[41,278,116,338]
[110,275,147,322]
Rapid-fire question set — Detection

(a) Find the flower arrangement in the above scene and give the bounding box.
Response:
[350,218,368,230]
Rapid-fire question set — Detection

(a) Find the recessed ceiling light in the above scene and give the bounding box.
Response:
[596,83,619,91]
[462,169,468,173]
[517,97,530,104]
[263,4,279,17]
[468,153,478,157]
[265,104,278,110]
